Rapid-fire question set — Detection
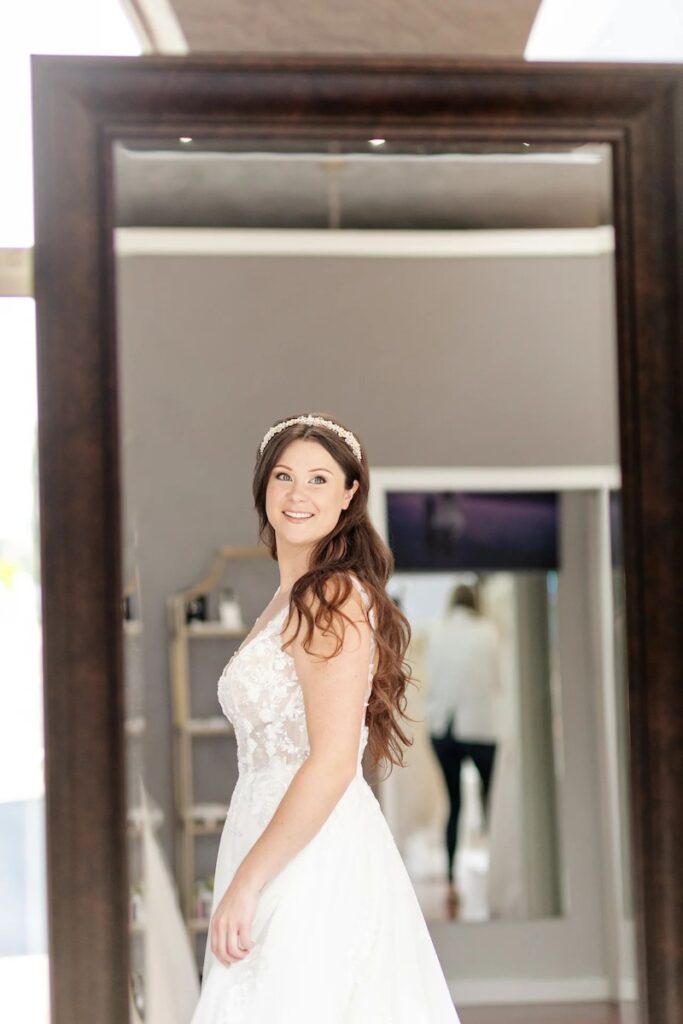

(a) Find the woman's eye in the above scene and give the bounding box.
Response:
[275,472,326,484]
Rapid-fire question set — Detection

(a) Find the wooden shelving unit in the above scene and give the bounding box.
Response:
[167,544,272,935]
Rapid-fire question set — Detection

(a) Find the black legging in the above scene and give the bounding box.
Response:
[429,720,496,884]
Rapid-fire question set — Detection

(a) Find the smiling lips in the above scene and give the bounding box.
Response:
[283,510,314,521]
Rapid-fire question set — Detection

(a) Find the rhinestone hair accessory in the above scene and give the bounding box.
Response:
[259,415,362,463]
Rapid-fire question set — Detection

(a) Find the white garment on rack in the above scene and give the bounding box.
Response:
[137,778,200,1024]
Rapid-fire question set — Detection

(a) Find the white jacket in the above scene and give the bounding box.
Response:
[423,607,501,742]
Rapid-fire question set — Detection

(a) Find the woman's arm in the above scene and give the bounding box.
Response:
[210,577,372,965]
[236,579,372,890]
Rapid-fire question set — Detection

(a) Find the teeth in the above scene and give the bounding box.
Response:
[284,511,313,518]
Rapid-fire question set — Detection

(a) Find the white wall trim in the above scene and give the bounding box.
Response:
[120,150,605,166]
[448,975,612,1006]
[114,226,616,259]
[619,977,638,1002]
[369,465,621,492]
[593,489,638,999]
[0,248,33,298]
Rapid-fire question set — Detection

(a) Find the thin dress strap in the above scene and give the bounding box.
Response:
[347,574,377,703]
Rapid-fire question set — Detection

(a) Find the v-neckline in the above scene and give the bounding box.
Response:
[234,585,288,660]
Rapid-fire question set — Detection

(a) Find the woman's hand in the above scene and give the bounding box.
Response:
[210,872,260,967]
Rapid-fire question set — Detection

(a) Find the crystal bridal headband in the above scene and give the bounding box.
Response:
[258,415,363,463]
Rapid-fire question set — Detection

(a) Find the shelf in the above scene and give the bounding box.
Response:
[183,622,248,639]
[127,804,164,837]
[125,715,147,738]
[188,917,211,933]
[184,716,234,737]
[189,822,224,836]
[168,543,272,941]
[181,803,228,835]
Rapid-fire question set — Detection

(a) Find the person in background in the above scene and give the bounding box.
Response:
[424,583,501,914]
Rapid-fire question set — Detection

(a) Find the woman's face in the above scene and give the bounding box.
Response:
[265,438,359,551]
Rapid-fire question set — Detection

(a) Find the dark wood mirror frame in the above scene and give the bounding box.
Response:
[31,54,683,1024]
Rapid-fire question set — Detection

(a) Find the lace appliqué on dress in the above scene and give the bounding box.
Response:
[217,937,272,1024]
[217,575,376,780]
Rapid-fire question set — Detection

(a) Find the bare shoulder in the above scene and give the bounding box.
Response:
[282,571,371,661]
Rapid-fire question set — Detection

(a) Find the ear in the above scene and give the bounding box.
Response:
[344,479,360,507]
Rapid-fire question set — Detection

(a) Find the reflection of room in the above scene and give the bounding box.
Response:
[385,536,563,926]
[115,140,634,1008]
[377,485,617,928]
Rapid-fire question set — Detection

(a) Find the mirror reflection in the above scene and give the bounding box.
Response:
[115,136,636,1021]
[383,492,564,924]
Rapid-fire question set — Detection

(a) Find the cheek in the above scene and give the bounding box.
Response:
[265,484,278,512]
[321,489,344,513]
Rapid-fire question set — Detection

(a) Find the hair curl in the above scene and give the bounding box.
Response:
[252,411,417,777]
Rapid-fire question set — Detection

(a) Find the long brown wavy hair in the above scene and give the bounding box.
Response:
[252,411,417,776]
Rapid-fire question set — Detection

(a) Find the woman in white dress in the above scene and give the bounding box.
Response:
[191,412,461,1023]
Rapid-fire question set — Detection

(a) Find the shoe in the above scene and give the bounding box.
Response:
[446,881,460,919]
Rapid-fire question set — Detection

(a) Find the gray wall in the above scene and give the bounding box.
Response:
[116,247,619,894]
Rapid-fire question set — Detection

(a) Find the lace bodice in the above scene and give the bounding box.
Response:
[217,574,377,780]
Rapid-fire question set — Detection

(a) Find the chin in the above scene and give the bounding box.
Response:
[278,524,328,546]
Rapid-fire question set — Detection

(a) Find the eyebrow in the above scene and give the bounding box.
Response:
[274,464,334,473]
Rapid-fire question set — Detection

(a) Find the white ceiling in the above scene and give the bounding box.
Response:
[125,0,543,57]
[114,143,613,230]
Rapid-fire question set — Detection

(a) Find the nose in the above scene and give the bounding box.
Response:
[285,481,308,504]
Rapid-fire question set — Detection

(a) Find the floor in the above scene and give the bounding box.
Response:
[459,1005,638,1024]
[0,955,639,1024]
[415,868,489,923]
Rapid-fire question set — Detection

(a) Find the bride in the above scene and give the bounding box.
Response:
[191,412,461,1022]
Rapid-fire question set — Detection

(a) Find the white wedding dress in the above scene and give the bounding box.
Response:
[191,574,461,1023]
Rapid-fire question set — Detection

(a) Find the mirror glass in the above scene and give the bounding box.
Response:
[114,135,636,1018]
